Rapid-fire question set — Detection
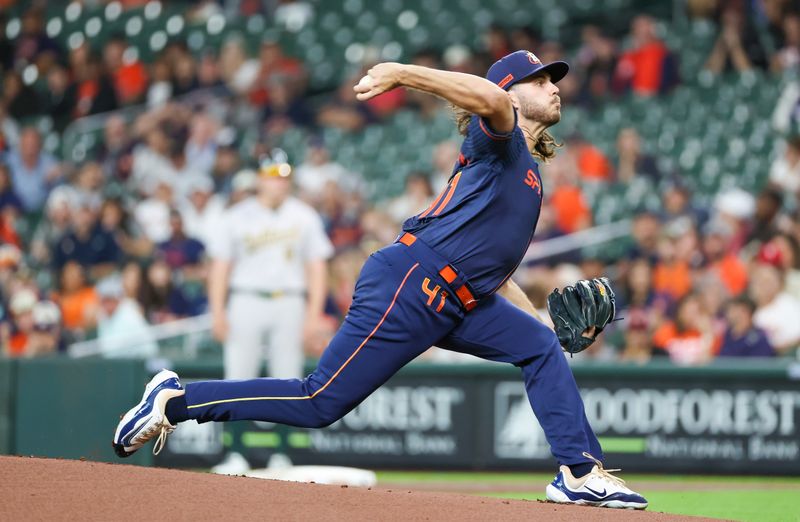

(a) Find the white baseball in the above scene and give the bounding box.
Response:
[357,74,374,89]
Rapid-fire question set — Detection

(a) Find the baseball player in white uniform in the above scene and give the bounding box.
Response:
[207,149,333,473]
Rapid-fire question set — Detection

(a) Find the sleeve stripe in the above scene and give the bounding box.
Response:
[478,118,513,141]
[432,171,462,216]
[419,186,448,218]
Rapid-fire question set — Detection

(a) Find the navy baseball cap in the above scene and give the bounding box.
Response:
[487,50,569,90]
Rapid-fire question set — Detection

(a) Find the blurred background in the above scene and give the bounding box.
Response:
[1,0,799,476]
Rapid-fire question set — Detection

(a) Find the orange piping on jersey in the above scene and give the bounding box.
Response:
[187,263,421,409]
[432,171,462,216]
[479,118,512,141]
[419,187,447,218]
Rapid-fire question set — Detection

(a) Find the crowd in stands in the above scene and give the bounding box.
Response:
[1,0,800,364]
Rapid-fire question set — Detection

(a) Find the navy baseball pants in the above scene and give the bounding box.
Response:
[181,238,602,466]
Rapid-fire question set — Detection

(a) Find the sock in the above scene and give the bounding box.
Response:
[568,461,595,479]
[164,395,189,424]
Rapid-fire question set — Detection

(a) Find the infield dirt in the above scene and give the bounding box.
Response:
[0,456,717,521]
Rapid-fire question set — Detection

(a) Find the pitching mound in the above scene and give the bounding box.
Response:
[1,456,713,521]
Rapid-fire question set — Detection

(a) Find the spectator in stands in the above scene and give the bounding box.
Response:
[179,176,226,247]
[157,210,205,273]
[185,114,218,176]
[219,35,260,95]
[52,201,122,280]
[197,49,225,91]
[0,106,19,154]
[758,233,800,300]
[95,274,157,358]
[768,136,800,197]
[660,179,707,228]
[0,162,22,214]
[69,45,119,118]
[171,48,199,97]
[294,138,356,204]
[72,162,104,211]
[44,63,76,132]
[614,127,660,184]
[653,225,693,301]
[652,292,717,365]
[614,15,678,96]
[318,182,363,250]
[3,288,37,357]
[6,127,61,212]
[482,24,511,61]
[169,137,209,201]
[0,201,19,247]
[576,25,618,108]
[26,300,63,356]
[210,139,242,193]
[14,7,61,72]
[570,134,612,182]
[359,207,398,251]
[772,13,800,73]
[0,243,20,289]
[546,164,592,234]
[261,73,315,135]
[704,1,769,73]
[719,295,775,357]
[249,37,306,107]
[140,257,194,324]
[620,314,665,363]
[134,179,174,244]
[385,172,434,224]
[99,197,153,258]
[317,70,377,132]
[713,188,755,253]
[120,260,143,302]
[29,187,75,267]
[744,187,784,252]
[130,125,176,197]
[96,115,134,182]
[146,56,173,108]
[702,218,748,295]
[2,70,41,121]
[103,33,149,105]
[56,261,99,340]
[618,258,671,363]
[749,262,800,354]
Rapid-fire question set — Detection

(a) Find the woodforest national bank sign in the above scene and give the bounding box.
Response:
[493,383,800,472]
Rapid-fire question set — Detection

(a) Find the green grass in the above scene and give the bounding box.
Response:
[376,471,800,522]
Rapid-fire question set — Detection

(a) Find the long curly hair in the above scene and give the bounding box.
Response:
[451,105,561,162]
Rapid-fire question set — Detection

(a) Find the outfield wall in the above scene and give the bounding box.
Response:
[1,358,799,474]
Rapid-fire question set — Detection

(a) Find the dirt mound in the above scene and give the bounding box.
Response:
[0,456,714,521]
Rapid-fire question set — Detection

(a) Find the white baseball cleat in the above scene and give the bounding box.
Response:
[113,369,185,458]
[545,453,648,509]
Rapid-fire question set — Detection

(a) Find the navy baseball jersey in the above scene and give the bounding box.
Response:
[402,112,543,297]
